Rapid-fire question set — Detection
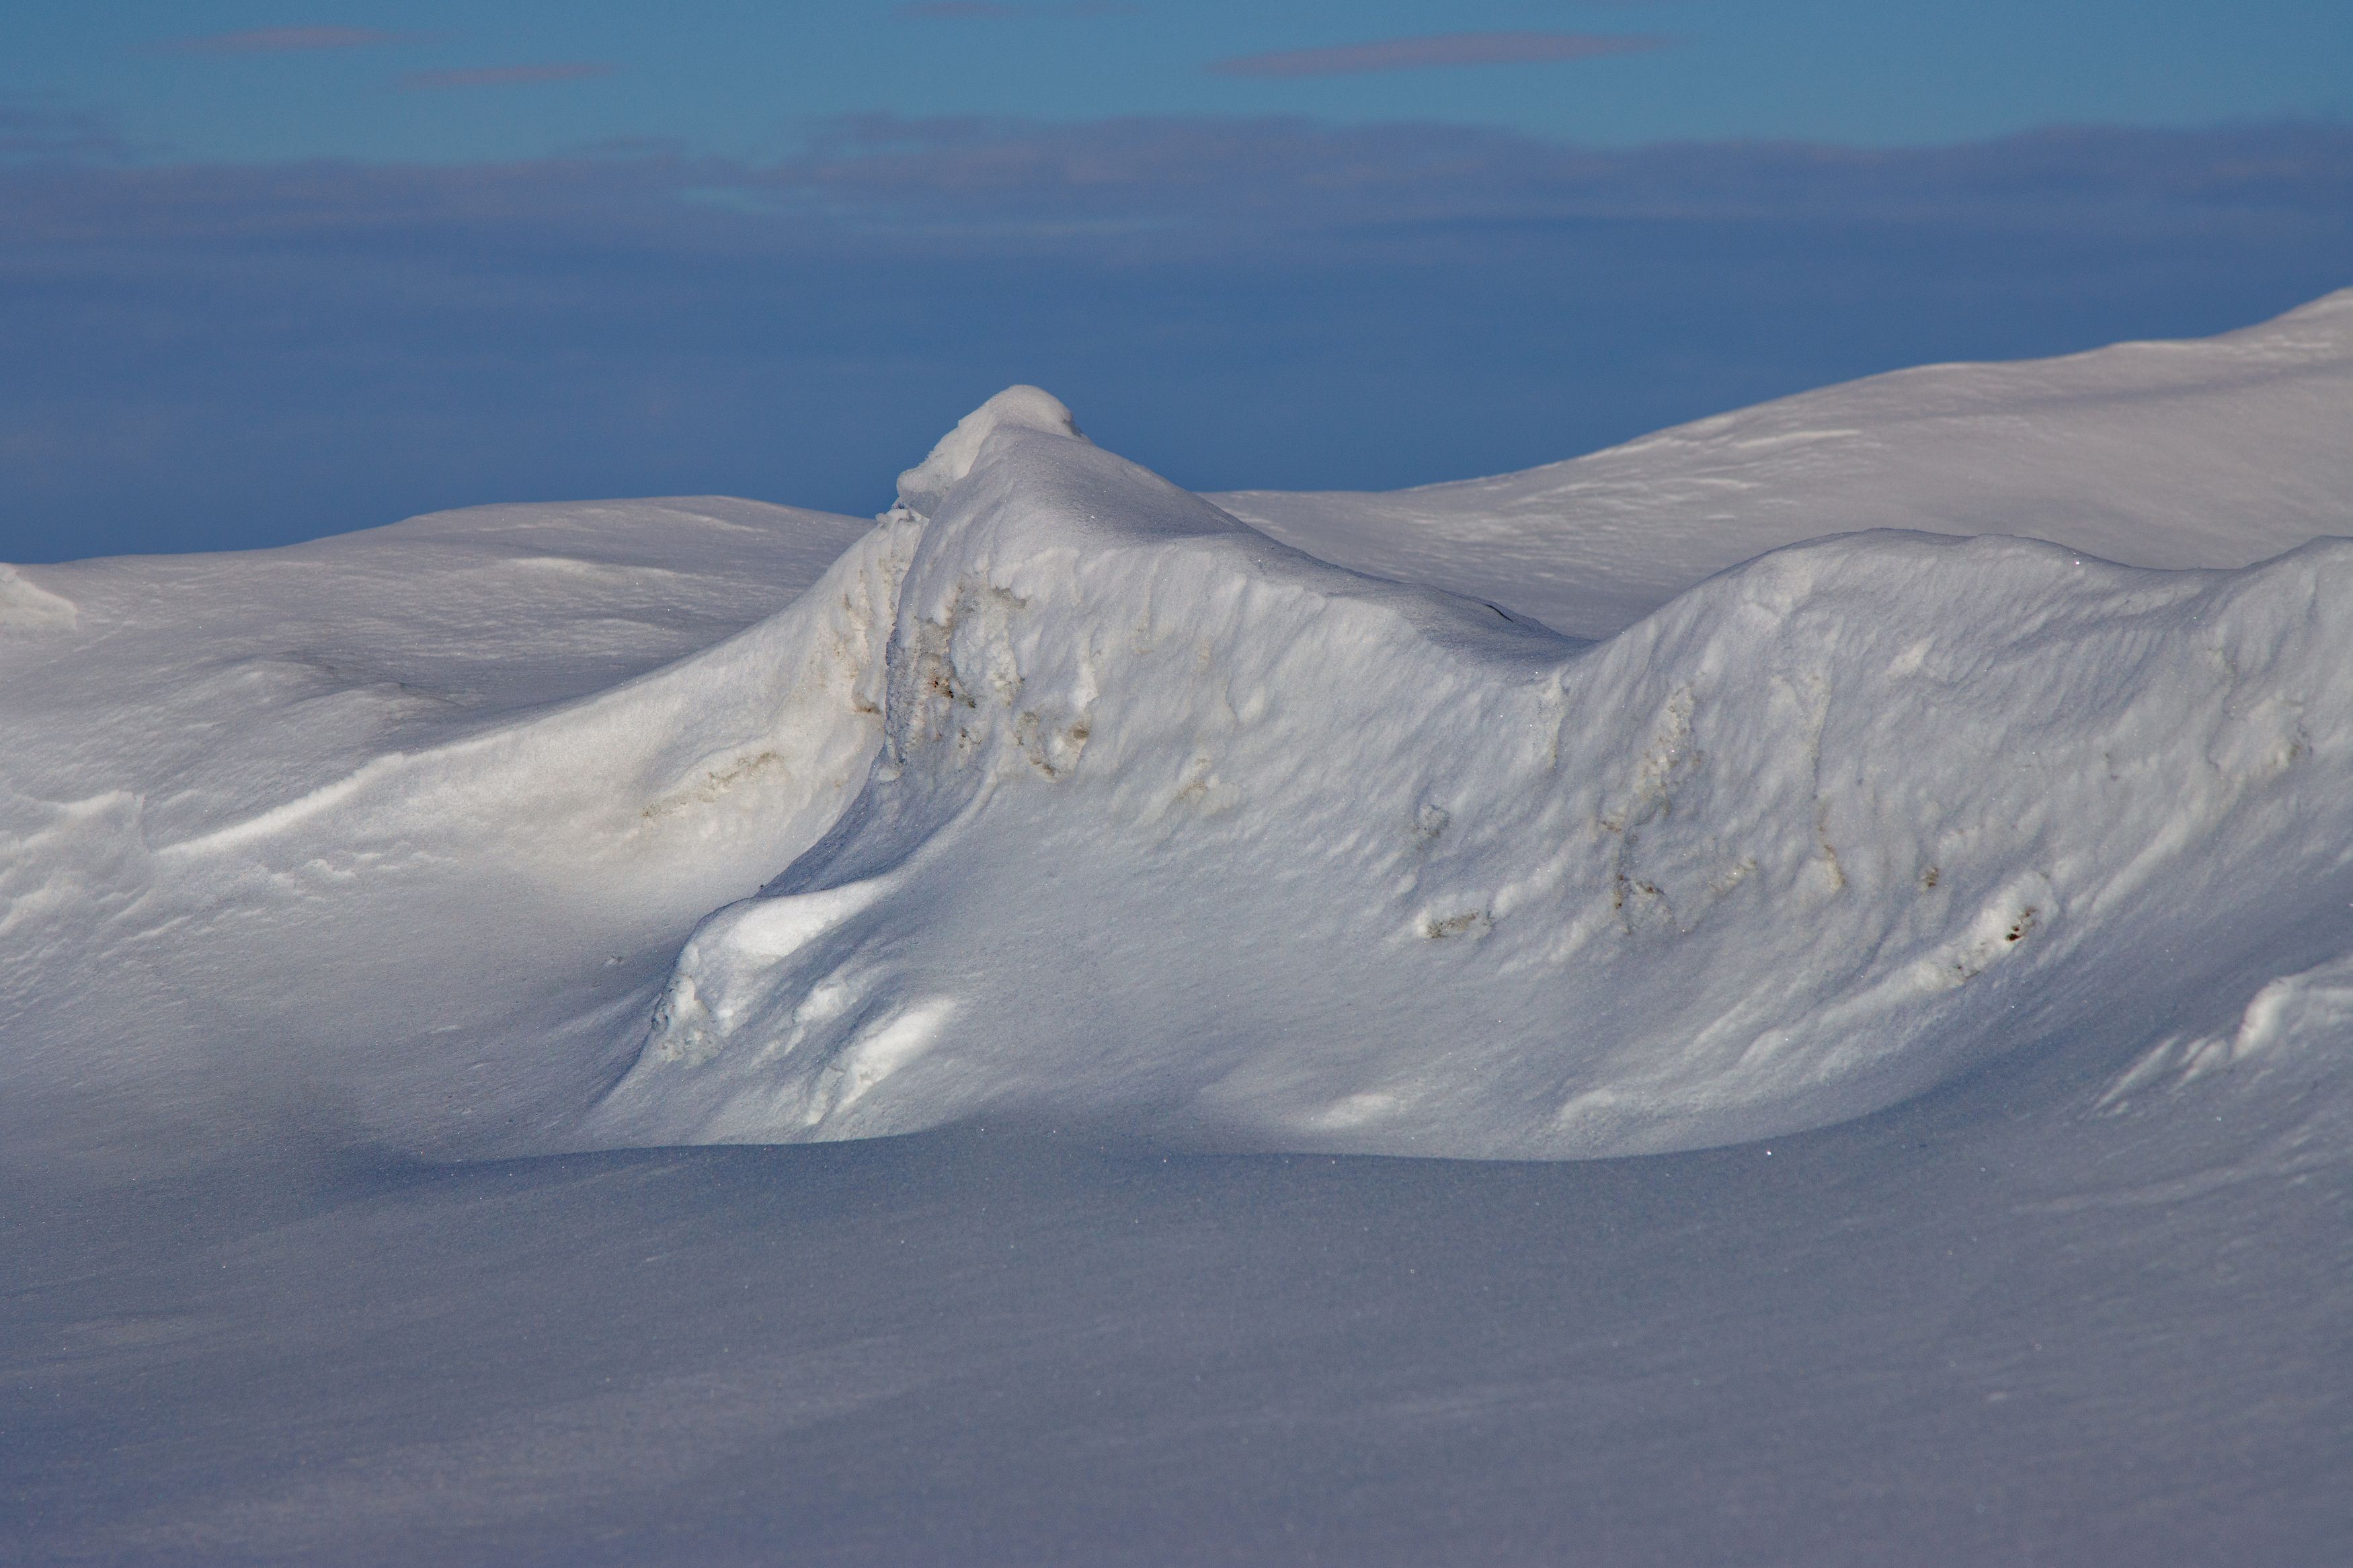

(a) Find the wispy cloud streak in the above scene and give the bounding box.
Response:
[898,2,1135,16]
[1209,32,1664,78]
[3,114,2345,560]
[399,63,616,91]
[10,117,2344,251]
[160,27,420,55]
[0,106,129,163]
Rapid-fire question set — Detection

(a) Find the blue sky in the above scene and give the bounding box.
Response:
[11,1,2350,160]
[3,5,2349,559]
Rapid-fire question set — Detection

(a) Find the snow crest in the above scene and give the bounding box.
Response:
[592,397,2353,1158]
[889,384,1087,522]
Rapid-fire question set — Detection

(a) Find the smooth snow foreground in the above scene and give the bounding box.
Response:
[5,300,2353,1178]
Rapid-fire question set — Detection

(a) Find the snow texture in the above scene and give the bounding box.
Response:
[600,423,2353,1161]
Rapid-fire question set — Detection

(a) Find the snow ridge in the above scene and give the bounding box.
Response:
[592,403,2353,1159]
[1218,287,2353,639]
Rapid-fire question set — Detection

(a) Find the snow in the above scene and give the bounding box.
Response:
[4,292,2350,1563]
[598,423,2353,1161]
[0,563,78,634]
[1219,286,2353,638]
[887,382,1089,522]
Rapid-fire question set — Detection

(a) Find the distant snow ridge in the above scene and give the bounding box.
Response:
[0,565,77,634]
[592,388,2353,1159]
[1218,284,2353,639]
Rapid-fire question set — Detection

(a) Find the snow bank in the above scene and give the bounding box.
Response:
[593,399,2353,1158]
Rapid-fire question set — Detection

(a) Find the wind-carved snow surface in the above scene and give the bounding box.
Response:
[8,300,2353,1564]
[0,500,909,1174]
[5,306,2351,1178]
[592,380,2353,1160]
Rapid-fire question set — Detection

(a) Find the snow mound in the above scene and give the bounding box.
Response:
[592,396,2353,1159]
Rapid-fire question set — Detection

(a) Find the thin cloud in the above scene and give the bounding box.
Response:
[399,63,616,91]
[160,26,421,55]
[0,106,130,163]
[11,116,2342,255]
[737,116,2353,252]
[1210,32,1664,78]
[4,117,2344,559]
[899,3,1136,15]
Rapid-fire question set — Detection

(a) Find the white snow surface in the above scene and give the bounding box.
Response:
[5,299,2353,1175]
[889,382,1089,522]
[602,429,2353,1163]
[7,292,2353,1565]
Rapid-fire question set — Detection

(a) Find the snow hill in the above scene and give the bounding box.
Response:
[3,296,2352,1177]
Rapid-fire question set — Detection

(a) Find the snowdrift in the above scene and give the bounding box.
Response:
[0,497,890,1174]
[10,298,2352,1568]
[5,301,2352,1171]
[592,385,2353,1159]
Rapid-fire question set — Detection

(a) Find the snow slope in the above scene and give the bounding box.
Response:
[0,496,885,1176]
